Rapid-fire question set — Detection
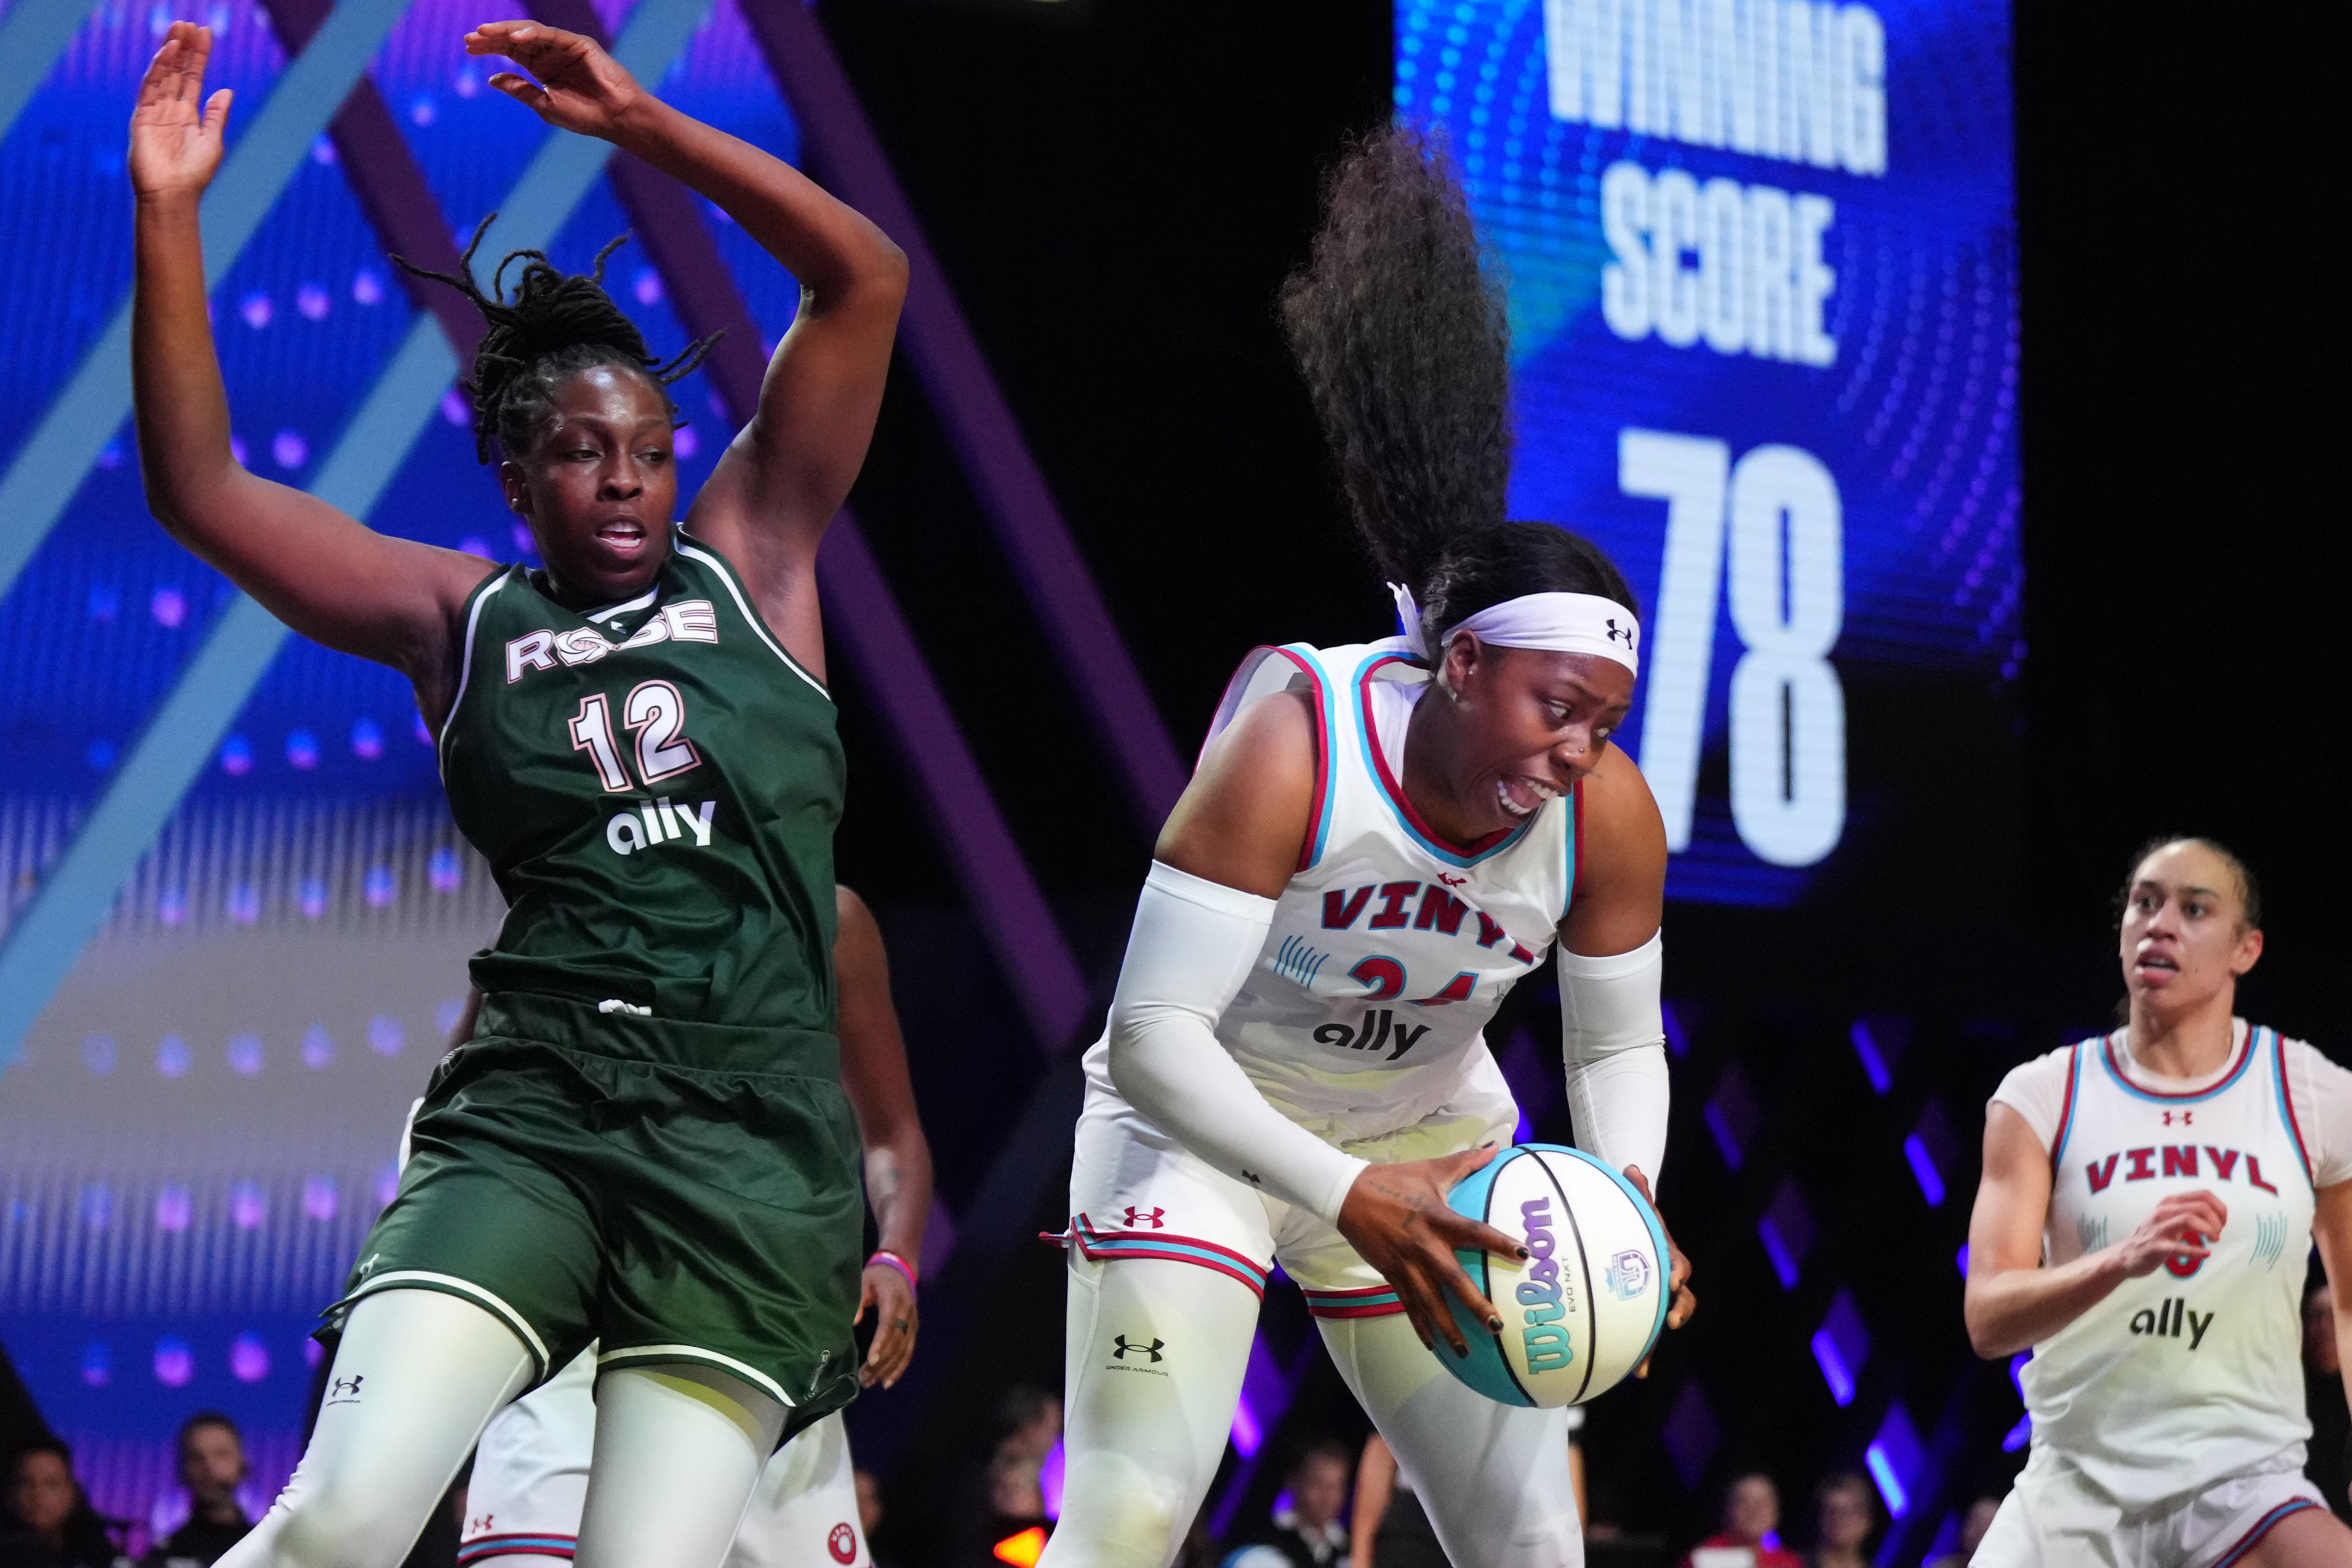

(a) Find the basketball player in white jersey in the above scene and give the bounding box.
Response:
[1966,838,2352,1566]
[1035,127,1694,1568]
[454,886,929,1567]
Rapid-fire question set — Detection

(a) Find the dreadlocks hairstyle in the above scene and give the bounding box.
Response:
[1279,125,1637,643]
[394,215,720,465]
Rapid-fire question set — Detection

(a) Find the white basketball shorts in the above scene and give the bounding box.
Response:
[458,1347,869,1567]
[1051,1074,1518,1321]
[1974,1448,2325,1568]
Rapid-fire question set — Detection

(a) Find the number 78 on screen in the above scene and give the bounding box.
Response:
[1618,429,1844,871]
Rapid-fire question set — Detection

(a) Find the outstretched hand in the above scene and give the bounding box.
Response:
[129,22,233,202]
[465,20,648,140]
[1336,1145,1528,1357]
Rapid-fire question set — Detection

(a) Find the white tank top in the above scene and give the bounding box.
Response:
[1084,638,1575,1141]
[2016,1023,2314,1505]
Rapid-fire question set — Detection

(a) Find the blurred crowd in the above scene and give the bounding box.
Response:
[9,1275,2352,1568]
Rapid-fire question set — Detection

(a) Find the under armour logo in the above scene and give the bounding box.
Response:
[1122,1206,1166,1229]
[1438,873,1468,888]
[2163,1110,2192,1126]
[1605,618,1637,650]
[328,1375,364,1402]
[1112,1335,1165,1362]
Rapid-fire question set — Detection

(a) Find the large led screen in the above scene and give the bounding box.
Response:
[1396,0,2018,905]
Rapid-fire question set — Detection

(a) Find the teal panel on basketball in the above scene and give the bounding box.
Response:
[1440,1143,1671,1408]
[1444,1145,1540,1406]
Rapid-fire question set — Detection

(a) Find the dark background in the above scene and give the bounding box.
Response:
[793,0,2350,1559]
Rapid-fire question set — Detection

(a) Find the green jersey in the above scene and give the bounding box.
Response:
[439,528,842,1032]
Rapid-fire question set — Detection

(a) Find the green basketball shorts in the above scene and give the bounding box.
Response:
[324,991,864,1442]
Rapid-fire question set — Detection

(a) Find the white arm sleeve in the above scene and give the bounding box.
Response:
[1106,860,1369,1226]
[1558,933,1670,1191]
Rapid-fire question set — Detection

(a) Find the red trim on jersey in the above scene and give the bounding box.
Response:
[2100,1025,2254,1098]
[2212,1499,2319,1567]
[2274,1027,2316,1184]
[458,1536,578,1563]
[1271,648,1332,872]
[1303,1284,1408,1319]
[1204,645,1332,873]
[1052,1215,1270,1300]
[2050,1042,2082,1167]
[1358,655,1518,859]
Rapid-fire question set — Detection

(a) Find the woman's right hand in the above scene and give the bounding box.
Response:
[130,22,233,204]
[2116,1190,2228,1277]
[1336,1145,1529,1357]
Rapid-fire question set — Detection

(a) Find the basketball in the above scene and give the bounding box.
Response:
[1440,1144,1671,1408]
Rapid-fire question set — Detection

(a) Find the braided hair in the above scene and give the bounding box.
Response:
[1279,125,1637,642]
[394,215,719,464]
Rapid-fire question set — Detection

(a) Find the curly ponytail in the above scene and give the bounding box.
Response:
[1279,126,1638,640]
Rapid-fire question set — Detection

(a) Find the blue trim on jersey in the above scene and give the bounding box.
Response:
[1562,780,1581,921]
[1279,644,1341,870]
[1350,652,1537,869]
[2096,1026,2255,1103]
[458,1536,578,1562]
[2213,1500,2320,1568]
[2268,1027,2317,1185]
[2050,1043,2084,1167]
[1077,1234,1269,1290]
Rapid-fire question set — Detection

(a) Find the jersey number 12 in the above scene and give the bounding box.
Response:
[569,681,701,791]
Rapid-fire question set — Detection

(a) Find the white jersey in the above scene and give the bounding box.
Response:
[1083,638,1573,1140]
[1995,1023,2325,1508]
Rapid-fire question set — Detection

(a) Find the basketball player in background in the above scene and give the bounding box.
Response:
[1965,838,2352,1566]
[455,887,930,1567]
[1035,126,1692,1568]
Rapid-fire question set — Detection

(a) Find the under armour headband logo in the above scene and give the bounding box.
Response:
[1606,618,1637,650]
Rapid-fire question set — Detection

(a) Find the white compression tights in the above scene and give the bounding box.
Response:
[1038,1255,1579,1568]
[216,1290,784,1568]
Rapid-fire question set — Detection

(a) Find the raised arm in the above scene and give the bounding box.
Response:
[833,884,933,1389]
[468,21,907,669]
[130,24,494,722]
[1963,1102,2226,1357]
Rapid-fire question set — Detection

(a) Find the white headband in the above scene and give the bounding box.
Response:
[1390,582,1641,676]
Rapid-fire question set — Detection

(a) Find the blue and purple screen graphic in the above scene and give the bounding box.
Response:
[1397,0,2018,904]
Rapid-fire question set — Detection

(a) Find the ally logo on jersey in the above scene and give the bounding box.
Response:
[1290,876,1552,1062]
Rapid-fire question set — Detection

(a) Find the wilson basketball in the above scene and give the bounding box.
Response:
[1440,1144,1671,1407]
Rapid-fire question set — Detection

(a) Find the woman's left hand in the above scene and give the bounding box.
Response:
[465,21,647,140]
[855,1261,919,1389]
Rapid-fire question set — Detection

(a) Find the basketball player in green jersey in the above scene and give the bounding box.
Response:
[129,18,905,1568]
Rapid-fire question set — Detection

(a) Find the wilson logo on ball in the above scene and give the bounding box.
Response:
[1516,1197,1574,1373]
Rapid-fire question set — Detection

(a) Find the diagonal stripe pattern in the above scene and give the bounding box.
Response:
[0,0,715,1070]
[0,0,103,140]
[0,0,416,603]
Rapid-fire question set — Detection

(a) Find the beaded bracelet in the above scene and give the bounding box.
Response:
[867,1249,918,1291]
